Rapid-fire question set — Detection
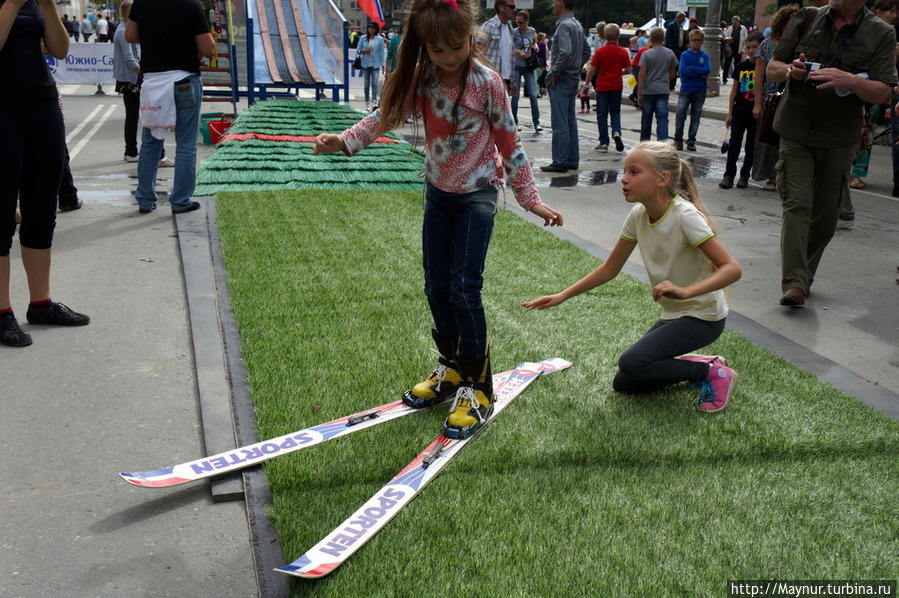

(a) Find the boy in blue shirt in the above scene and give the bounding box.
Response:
[673,29,710,151]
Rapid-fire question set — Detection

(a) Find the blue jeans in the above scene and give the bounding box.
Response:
[640,93,669,141]
[510,66,540,127]
[136,75,202,211]
[595,89,622,146]
[422,182,497,360]
[362,67,380,104]
[548,77,579,168]
[674,89,706,145]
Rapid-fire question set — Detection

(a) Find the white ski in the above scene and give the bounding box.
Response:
[275,358,572,579]
[118,365,528,488]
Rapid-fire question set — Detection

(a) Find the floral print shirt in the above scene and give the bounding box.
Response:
[340,60,541,210]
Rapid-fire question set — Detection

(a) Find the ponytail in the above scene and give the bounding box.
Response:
[676,157,716,234]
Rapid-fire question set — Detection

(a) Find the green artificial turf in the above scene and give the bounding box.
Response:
[216,190,899,597]
[196,100,425,195]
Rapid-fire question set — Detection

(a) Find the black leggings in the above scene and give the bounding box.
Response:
[0,96,65,256]
[613,316,726,394]
[59,147,78,207]
[122,86,140,157]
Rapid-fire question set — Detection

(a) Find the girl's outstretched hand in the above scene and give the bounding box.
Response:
[521,293,565,310]
[652,280,688,301]
[313,134,346,155]
[531,203,563,226]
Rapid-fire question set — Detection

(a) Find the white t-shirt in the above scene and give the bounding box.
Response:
[498,23,512,79]
[97,18,109,35]
[619,196,728,321]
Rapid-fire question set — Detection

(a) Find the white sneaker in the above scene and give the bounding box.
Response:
[123,154,138,163]
[594,143,608,152]
[158,157,175,168]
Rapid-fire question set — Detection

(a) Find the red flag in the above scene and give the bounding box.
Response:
[358,0,384,27]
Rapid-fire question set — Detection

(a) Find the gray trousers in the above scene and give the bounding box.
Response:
[777,137,855,293]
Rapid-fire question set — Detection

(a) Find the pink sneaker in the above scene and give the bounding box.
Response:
[695,358,736,413]
[678,354,727,366]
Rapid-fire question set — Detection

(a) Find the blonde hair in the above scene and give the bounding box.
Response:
[629,141,715,232]
[119,0,132,20]
[603,23,620,42]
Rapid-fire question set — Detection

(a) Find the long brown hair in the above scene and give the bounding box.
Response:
[770,5,799,41]
[378,0,486,134]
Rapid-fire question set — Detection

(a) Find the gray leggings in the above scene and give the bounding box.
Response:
[613,316,726,394]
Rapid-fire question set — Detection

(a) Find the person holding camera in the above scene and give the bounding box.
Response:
[766,0,897,307]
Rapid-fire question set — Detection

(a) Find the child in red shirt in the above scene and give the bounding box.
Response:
[582,23,631,152]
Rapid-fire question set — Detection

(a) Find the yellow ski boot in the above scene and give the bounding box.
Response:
[402,330,461,409]
[443,353,493,439]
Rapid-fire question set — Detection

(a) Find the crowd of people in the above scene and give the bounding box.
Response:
[2,0,895,437]
[476,0,896,307]
[313,0,896,431]
[61,10,117,43]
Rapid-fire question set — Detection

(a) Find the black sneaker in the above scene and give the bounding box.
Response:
[613,134,624,152]
[26,302,90,326]
[0,316,32,347]
[138,203,157,214]
[673,139,684,151]
[718,177,734,189]
[736,177,749,188]
[172,201,201,214]
[540,163,568,173]
[58,199,83,212]
[687,143,697,151]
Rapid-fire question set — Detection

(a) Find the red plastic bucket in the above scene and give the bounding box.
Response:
[208,119,233,144]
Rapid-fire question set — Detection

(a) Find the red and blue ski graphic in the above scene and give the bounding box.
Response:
[119,368,518,488]
[275,358,571,579]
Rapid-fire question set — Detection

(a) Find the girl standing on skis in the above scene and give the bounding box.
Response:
[523,142,742,412]
[313,0,562,439]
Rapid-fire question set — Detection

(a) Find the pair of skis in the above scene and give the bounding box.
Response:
[119,357,571,578]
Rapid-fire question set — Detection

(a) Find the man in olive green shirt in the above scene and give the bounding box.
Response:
[767,0,896,306]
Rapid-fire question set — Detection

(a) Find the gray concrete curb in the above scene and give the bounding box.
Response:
[510,205,899,421]
[204,199,293,598]
[176,199,292,597]
[176,204,244,502]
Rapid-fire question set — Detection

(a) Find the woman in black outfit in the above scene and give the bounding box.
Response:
[0,0,90,347]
